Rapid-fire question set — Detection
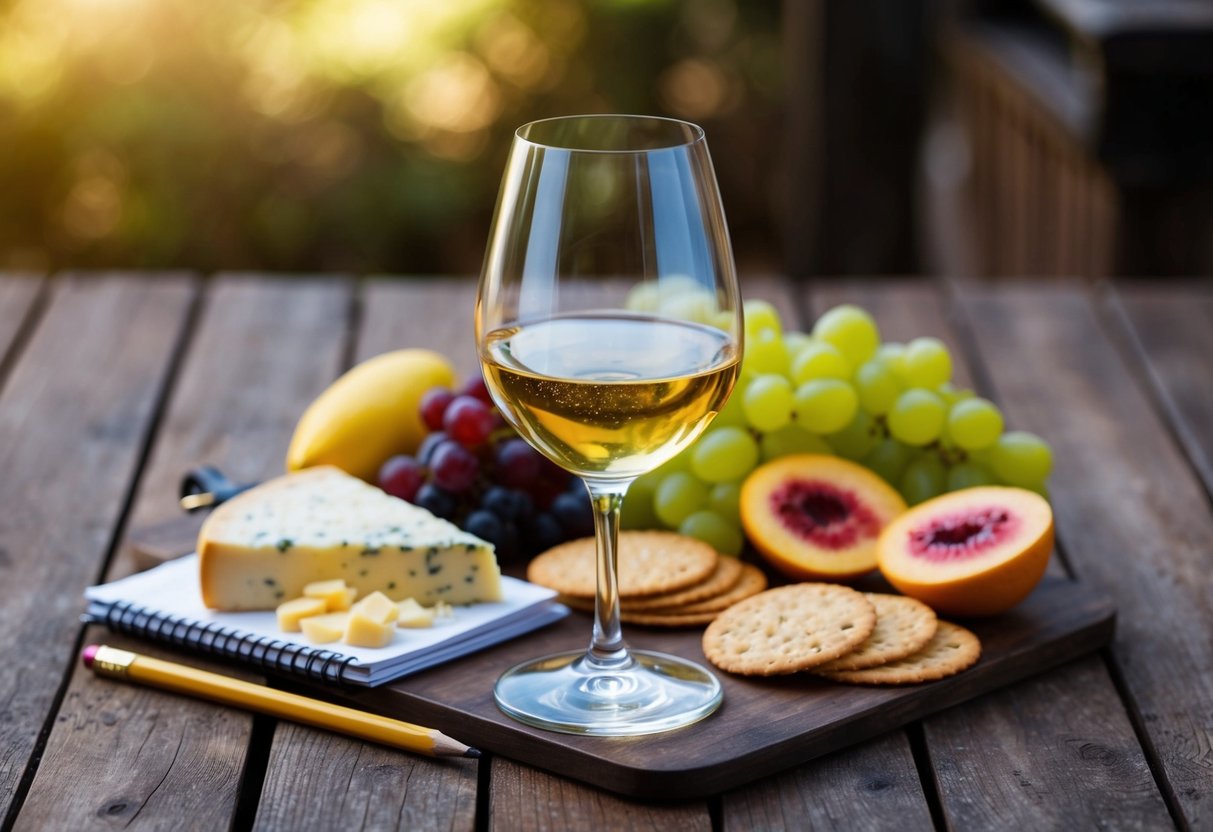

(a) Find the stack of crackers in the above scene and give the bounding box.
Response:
[702,583,981,684]
[527,531,768,627]
[527,531,982,686]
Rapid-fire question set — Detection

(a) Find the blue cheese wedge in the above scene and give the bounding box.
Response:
[199,466,502,611]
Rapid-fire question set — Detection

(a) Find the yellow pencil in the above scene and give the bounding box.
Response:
[82,645,479,758]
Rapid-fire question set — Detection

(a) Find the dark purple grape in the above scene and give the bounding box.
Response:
[481,486,533,522]
[414,483,457,519]
[551,491,594,537]
[495,521,520,561]
[494,438,541,488]
[419,388,455,431]
[416,431,447,465]
[443,395,495,448]
[522,512,563,555]
[463,509,504,546]
[430,441,479,493]
[378,455,423,502]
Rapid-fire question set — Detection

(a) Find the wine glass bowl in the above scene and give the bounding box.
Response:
[476,115,742,736]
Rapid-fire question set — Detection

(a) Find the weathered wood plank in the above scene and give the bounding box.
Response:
[809,279,1171,830]
[252,276,483,831]
[956,280,1211,828]
[720,276,933,829]
[14,275,351,831]
[489,758,709,832]
[0,275,43,383]
[1109,282,1213,501]
[254,727,478,832]
[0,273,195,824]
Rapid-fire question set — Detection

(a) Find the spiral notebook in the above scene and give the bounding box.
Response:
[83,554,568,687]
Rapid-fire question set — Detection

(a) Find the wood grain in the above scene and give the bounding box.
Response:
[956,281,1213,829]
[14,275,351,831]
[0,274,195,823]
[808,279,1172,829]
[254,725,478,832]
[490,758,709,831]
[0,275,42,385]
[1109,282,1213,500]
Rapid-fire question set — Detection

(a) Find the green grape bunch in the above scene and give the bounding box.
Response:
[619,288,1054,556]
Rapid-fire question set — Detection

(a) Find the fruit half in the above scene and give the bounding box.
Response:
[741,455,907,580]
[877,486,1053,617]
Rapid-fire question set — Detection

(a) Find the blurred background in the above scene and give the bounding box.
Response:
[2,0,1211,279]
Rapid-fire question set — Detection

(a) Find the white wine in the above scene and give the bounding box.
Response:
[481,313,739,479]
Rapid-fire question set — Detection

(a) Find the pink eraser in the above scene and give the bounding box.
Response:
[82,645,100,668]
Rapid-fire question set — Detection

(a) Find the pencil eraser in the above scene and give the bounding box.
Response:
[82,645,99,668]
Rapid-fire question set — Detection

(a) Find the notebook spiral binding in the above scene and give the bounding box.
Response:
[100,601,358,685]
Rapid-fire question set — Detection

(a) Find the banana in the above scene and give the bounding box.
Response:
[286,349,457,482]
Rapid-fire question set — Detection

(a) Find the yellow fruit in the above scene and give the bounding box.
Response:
[286,349,456,481]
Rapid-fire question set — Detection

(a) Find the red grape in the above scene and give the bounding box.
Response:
[430,440,479,493]
[444,395,495,448]
[378,455,424,502]
[419,387,455,431]
[458,374,494,405]
[494,438,541,488]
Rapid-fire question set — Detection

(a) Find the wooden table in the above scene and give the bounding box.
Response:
[1,272,1209,830]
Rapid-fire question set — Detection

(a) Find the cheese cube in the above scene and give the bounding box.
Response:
[396,598,435,628]
[197,467,502,611]
[354,591,398,624]
[276,597,328,632]
[299,612,349,644]
[303,579,358,611]
[343,608,395,648]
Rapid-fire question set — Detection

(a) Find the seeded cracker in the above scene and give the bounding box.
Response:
[623,556,744,610]
[702,584,876,676]
[813,593,938,672]
[527,531,717,598]
[816,620,981,685]
[649,563,768,614]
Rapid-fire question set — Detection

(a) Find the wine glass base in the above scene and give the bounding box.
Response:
[494,649,723,736]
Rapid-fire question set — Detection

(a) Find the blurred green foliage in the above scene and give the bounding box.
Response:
[0,0,781,274]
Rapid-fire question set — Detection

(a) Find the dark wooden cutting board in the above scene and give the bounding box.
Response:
[317,574,1114,799]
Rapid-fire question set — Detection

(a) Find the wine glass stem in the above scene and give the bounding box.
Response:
[584,481,632,669]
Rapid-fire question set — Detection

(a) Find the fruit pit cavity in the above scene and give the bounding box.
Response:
[769,479,881,550]
[907,506,1019,563]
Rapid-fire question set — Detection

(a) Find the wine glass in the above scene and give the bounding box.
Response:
[475,114,743,736]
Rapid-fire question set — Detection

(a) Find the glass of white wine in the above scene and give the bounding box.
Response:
[476,114,743,736]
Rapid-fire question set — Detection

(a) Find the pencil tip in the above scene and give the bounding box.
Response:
[464,747,482,759]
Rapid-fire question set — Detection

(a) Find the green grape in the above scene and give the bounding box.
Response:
[828,410,881,460]
[708,481,742,524]
[902,337,952,388]
[782,331,814,359]
[679,510,744,556]
[863,439,913,485]
[653,446,692,477]
[690,426,760,483]
[621,474,661,529]
[708,310,738,334]
[877,342,908,377]
[854,359,902,415]
[791,342,850,383]
[946,461,995,490]
[741,329,790,377]
[654,472,709,528]
[658,274,703,299]
[660,290,717,324]
[900,454,946,505]
[887,388,947,446]
[713,381,749,429]
[743,374,794,432]
[937,382,974,406]
[744,299,783,338]
[947,397,1004,451]
[625,282,661,312]
[812,304,880,365]
[989,431,1053,487]
[760,425,832,460]
[794,379,859,434]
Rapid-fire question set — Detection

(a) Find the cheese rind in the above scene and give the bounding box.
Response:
[198,466,502,610]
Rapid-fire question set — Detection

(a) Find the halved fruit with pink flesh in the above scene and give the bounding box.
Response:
[741,455,908,580]
[877,486,1053,617]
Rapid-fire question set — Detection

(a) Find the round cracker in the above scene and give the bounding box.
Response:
[622,556,744,611]
[527,531,717,598]
[701,583,876,676]
[621,609,722,627]
[814,593,938,672]
[817,620,981,685]
[649,562,768,614]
